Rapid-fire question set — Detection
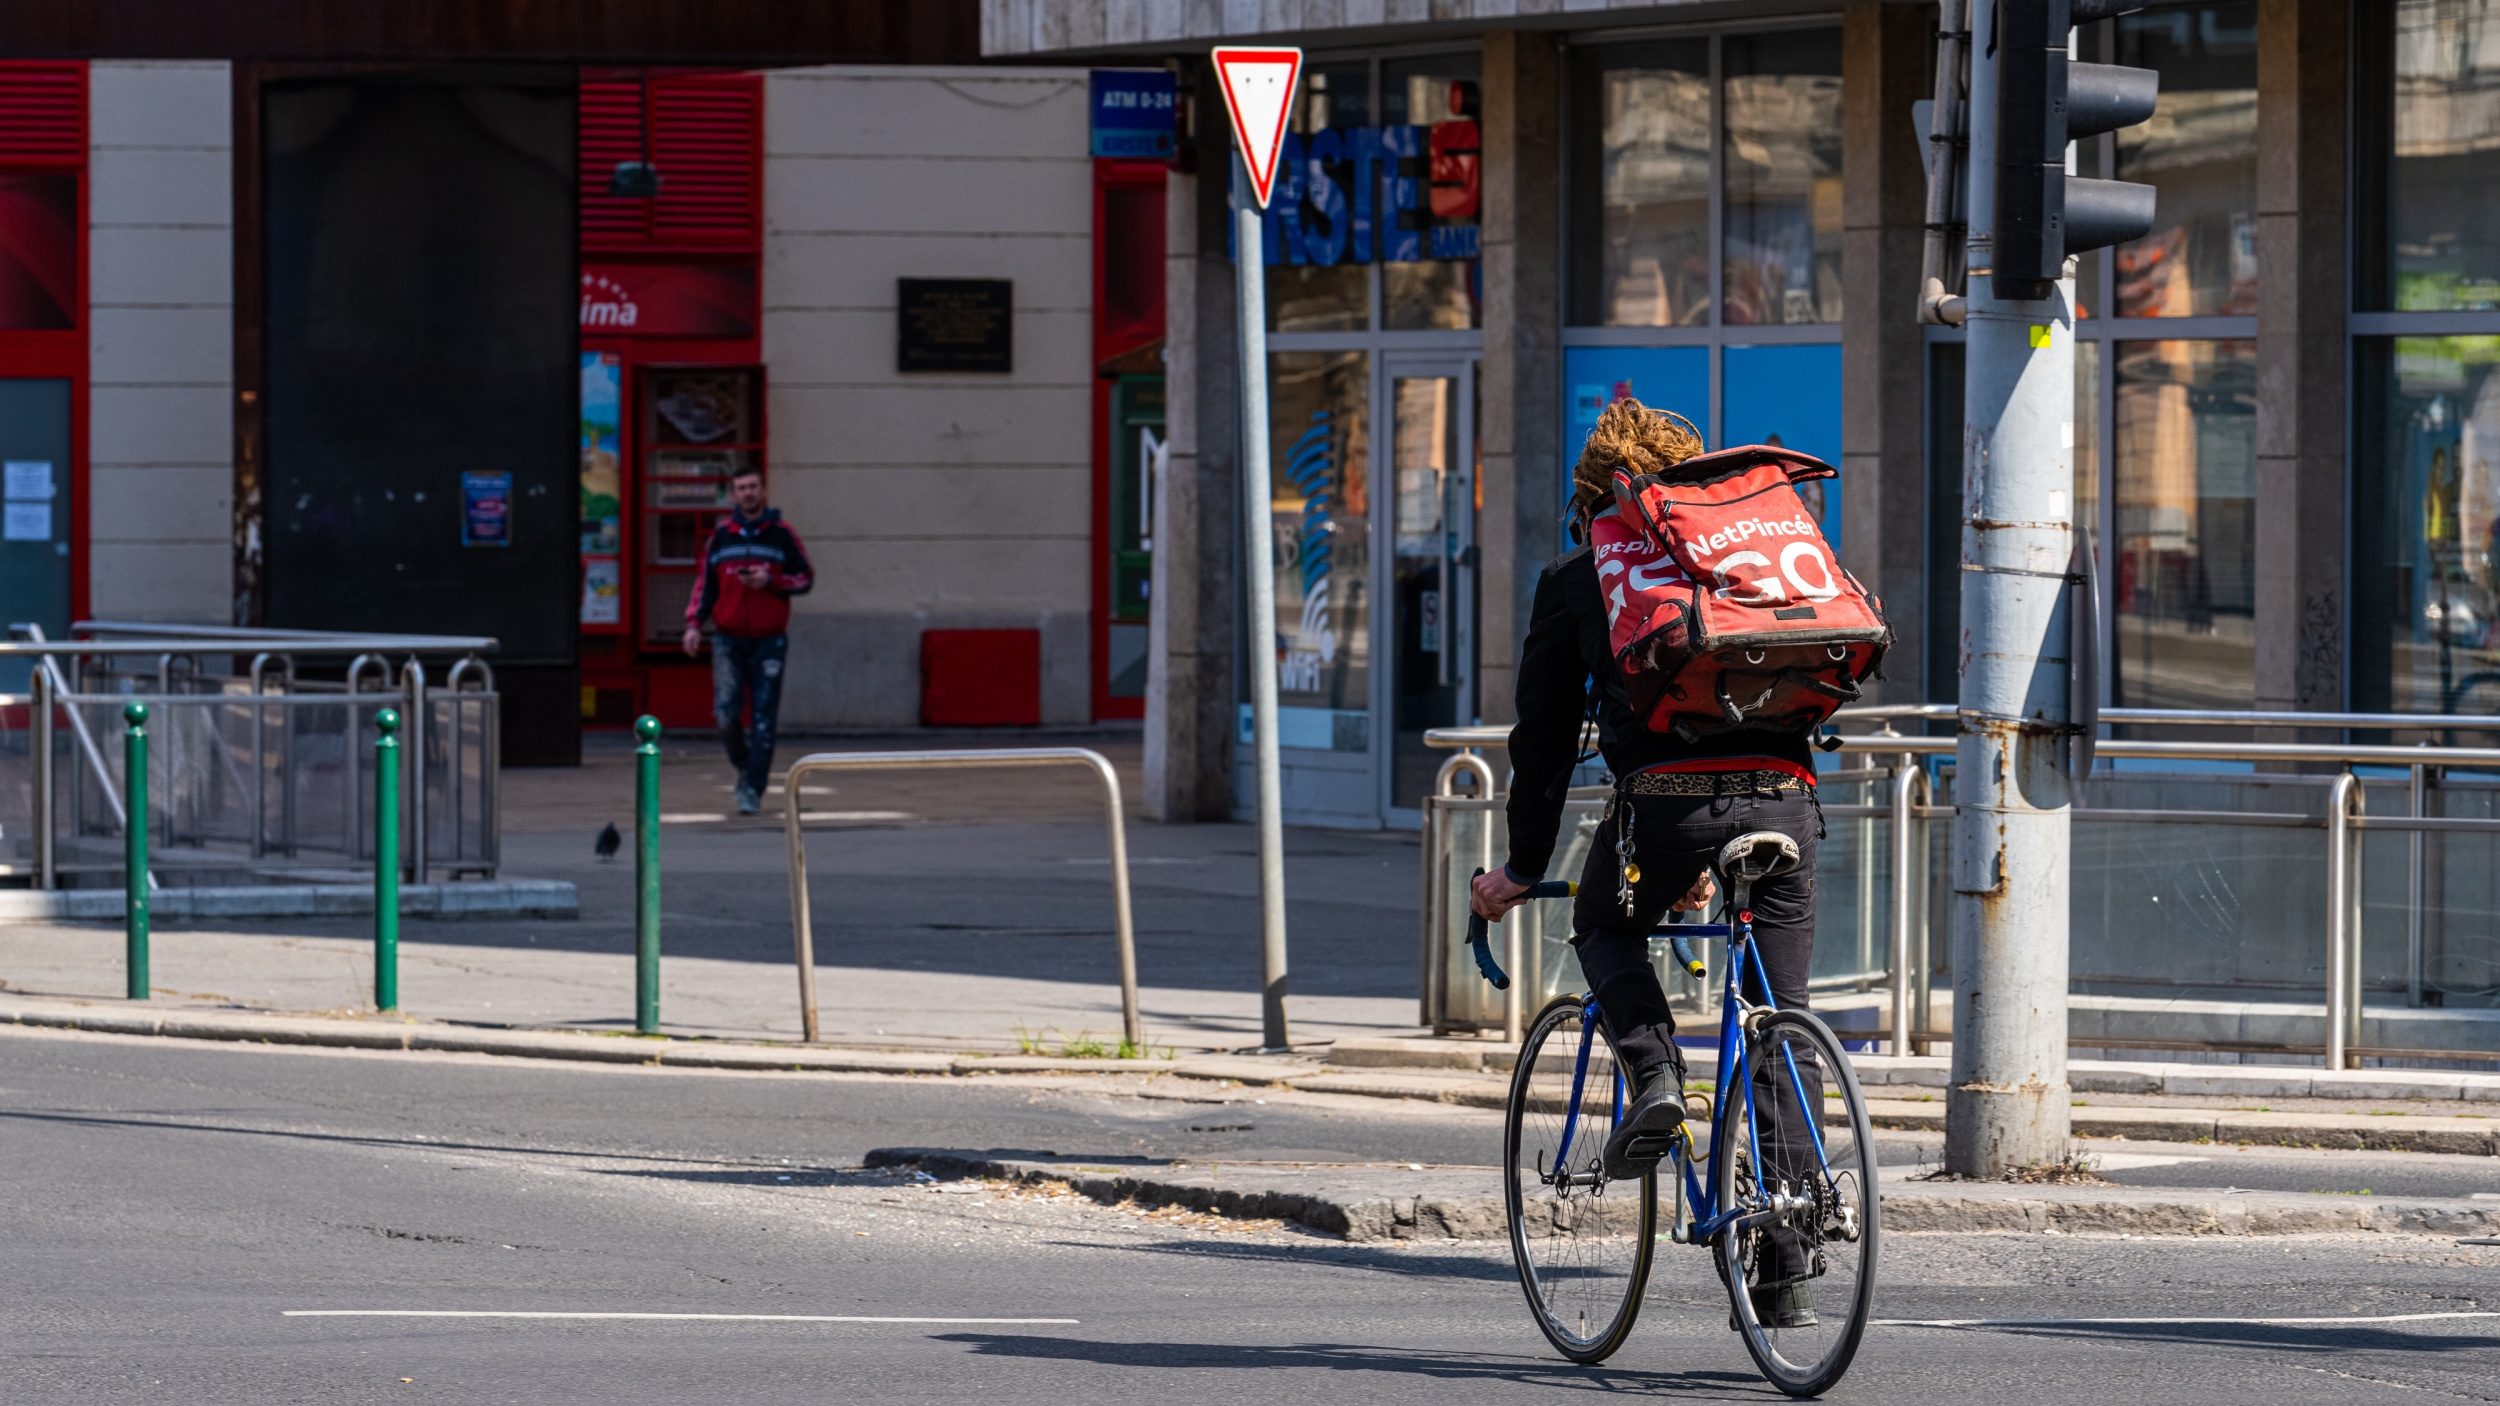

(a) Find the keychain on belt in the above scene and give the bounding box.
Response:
[1612,787,1641,916]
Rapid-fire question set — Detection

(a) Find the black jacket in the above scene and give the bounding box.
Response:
[1503,547,1814,881]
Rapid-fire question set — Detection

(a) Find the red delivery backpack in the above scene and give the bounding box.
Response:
[1588,444,1890,739]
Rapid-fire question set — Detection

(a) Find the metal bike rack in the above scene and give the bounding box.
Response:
[1,625,499,888]
[780,747,1142,1048]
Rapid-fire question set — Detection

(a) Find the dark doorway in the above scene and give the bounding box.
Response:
[261,71,578,763]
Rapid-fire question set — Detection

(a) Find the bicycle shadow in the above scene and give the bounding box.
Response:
[932,1333,1762,1395]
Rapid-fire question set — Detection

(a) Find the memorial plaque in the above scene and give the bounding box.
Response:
[897,278,1013,373]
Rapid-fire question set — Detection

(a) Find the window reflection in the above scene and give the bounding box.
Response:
[2109,3,2259,318]
[1566,39,1711,327]
[1383,55,1483,331]
[1268,351,1372,737]
[1264,63,1371,333]
[2111,339,2257,707]
[1723,30,1843,326]
[2355,339,2500,723]
[2358,0,2500,311]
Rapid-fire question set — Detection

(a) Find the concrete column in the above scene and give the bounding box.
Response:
[1840,1,1934,702]
[1144,60,1241,821]
[2252,0,2348,713]
[1477,29,1562,727]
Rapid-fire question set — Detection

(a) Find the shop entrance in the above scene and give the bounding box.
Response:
[1383,357,1476,820]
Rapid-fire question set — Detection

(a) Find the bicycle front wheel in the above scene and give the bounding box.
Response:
[1712,1009,1879,1398]
[1503,994,1655,1364]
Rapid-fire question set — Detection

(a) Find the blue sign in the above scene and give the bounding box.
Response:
[1232,120,1482,268]
[461,470,512,548]
[1090,70,1176,159]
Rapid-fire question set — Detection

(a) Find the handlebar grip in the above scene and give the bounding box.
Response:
[1464,872,1579,991]
[1667,932,1707,979]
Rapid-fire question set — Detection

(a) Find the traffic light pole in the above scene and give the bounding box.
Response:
[1946,0,2076,1177]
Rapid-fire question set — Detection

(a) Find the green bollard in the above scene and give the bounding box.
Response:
[123,701,149,1000]
[373,707,400,1012]
[635,715,662,1034]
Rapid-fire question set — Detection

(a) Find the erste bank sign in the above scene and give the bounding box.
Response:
[1246,90,1481,267]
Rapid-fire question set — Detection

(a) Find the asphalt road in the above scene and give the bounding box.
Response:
[4,1028,2495,1405]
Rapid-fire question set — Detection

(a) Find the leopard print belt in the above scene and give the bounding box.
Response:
[1617,768,1814,797]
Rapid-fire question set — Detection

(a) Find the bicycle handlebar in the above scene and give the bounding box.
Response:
[1465,869,1577,990]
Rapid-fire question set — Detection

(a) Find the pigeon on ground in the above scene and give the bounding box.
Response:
[594,822,621,860]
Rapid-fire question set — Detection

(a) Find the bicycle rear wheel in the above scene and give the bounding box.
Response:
[1503,993,1655,1364]
[1712,1009,1879,1397]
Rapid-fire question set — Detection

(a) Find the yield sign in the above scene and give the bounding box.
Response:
[1211,46,1302,210]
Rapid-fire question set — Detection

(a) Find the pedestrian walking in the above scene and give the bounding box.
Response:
[681,467,813,815]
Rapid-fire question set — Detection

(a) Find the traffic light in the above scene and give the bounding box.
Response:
[1990,0,2161,301]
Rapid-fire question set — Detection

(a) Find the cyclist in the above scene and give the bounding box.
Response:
[1468,397,1824,1324]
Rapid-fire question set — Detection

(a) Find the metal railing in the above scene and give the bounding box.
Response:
[1421,707,2500,1068]
[781,748,1142,1048]
[3,623,500,887]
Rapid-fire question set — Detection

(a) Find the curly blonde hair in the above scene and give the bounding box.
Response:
[1569,396,1705,538]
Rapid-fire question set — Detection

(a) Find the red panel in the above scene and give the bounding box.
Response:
[577,74,648,251]
[649,75,760,246]
[922,629,1041,727]
[578,69,759,255]
[0,62,86,167]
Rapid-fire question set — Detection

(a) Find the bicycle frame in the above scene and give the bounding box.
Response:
[1550,907,1828,1246]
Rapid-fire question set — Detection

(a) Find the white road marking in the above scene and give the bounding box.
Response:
[283,1311,1077,1325]
[1878,1311,2500,1330]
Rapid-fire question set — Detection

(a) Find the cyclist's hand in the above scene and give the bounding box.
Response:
[1470,868,1533,922]
[1669,872,1716,913]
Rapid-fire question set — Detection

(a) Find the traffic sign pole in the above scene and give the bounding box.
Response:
[1212,46,1302,1052]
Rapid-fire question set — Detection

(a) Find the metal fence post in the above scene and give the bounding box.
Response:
[123,701,149,999]
[32,664,54,890]
[635,715,662,1035]
[400,659,428,884]
[2324,770,2358,1069]
[1889,758,1925,1056]
[374,707,400,1012]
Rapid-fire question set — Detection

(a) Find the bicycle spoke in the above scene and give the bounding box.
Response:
[1504,998,1653,1363]
[1714,1011,1879,1397]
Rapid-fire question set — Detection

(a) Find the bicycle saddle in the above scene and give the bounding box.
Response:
[1717,830,1802,885]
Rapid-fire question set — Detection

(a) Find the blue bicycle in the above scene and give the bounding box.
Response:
[1468,831,1878,1397]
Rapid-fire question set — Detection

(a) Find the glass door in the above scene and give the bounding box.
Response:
[1383,358,1477,817]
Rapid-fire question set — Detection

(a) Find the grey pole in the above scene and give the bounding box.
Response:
[1945,1,2075,1177]
[1233,171,1292,1052]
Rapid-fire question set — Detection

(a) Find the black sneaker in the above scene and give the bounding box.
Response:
[1751,1280,1818,1329]
[1599,1066,1688,1182]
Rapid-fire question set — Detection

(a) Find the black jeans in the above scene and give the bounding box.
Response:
[1572,788,1822,1280]
[712,632,788,796]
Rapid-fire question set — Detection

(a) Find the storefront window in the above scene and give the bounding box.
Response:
[2356,0,2500,312]
[2111,339,2256,707]
[1267,350,1372,747]
[2354,338,2500,720]
[1566,39,1711,327]
[1264,63,1371,333]
[1382,55,1482,331]
[2104,4,2259,318]
[1723,30,1843,326]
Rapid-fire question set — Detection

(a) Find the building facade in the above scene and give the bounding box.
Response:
[985,0,2500,826]
[0,50,1159,747]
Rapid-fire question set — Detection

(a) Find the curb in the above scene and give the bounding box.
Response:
[0,997,1320,1085]
[2,996,2490,1157]
[0,879,580,923]
[868,1147,2500,1244]
[1329,1038,2500,1104]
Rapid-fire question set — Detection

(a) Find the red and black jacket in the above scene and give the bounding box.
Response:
[685,508,814,639]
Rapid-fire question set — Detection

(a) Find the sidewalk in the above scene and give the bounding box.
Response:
[0,731,1426,1054]
[3,731,2496,1165]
